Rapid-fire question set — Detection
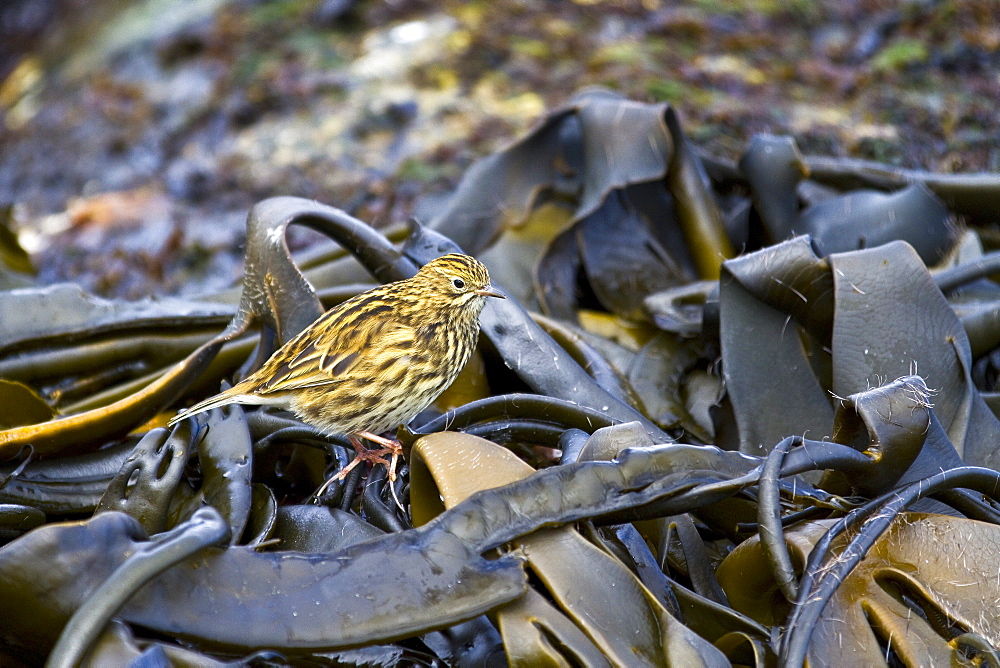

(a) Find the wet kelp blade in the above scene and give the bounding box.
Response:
[717,235,1000,465]
[429,89,673,254]
[2,434,776,655]
[0,283,233,354]
[828,241,1000,467]
[0,441,133,515]
[95,426,194,535]
[46,507,230,668]
[534,219,585,321]
[719,238,834,456]
[167,405,253,544]
[626,332,706,438]
[803,154,1000,225]
[797,183,953,262]
[0,510,527,655]
[759,510,1000,666]
[410,431,729,667]
[664,107,734,279]
[575,187,689,321]
[269,505,384,554]
[738,134,807,244]
[95,405,253,543]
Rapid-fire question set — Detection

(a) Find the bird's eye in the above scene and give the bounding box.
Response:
[452,278,465,289]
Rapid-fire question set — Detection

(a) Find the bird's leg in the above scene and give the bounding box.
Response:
[353,430,403,482]
[314,431,403,498]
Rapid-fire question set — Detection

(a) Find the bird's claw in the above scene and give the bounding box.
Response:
[315,433,403,499]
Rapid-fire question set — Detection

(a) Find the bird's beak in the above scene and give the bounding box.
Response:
[476,285,505,299]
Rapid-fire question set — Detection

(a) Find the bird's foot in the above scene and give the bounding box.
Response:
[315,431,403,498]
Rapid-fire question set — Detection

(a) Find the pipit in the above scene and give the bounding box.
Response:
[169,253,503,492]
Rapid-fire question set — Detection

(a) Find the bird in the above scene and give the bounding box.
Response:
[168,253,504,491]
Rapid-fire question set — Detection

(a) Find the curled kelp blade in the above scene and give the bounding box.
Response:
[643,280,717,337]
[797,183,954,262]
[721,512,1000,666]
[824,375,965,497]
[240,483,278,547]
[236,196,416,344]
[664,107,734,280]
[718,238,834,456]
[828,241,1000,467]
[717,235,1000,464]
[575,187,689,322]
[738,134,807,244]
[430,88,673,255]
[803,154,1000,226]
[626,332,708,439]
[534,176,707,325]
[739,138,959,264]
[410,432,729,667]
[417,93,738,327]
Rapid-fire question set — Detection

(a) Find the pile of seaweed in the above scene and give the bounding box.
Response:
[3,90,1000,666]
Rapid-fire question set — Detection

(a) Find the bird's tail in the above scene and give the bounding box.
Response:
[167,389,265,427]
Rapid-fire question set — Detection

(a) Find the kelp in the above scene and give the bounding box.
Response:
[2,90,1000,666]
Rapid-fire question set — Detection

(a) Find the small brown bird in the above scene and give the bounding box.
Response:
[169,254,503,489]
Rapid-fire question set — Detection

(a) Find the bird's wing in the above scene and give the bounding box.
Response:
[257,318,418,394]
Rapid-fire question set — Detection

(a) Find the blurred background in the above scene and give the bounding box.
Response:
[1,0,998,298]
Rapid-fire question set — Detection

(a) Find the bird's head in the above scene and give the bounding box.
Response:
[416,254,504,312]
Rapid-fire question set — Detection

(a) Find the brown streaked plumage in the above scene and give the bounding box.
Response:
[169,254,503,486]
